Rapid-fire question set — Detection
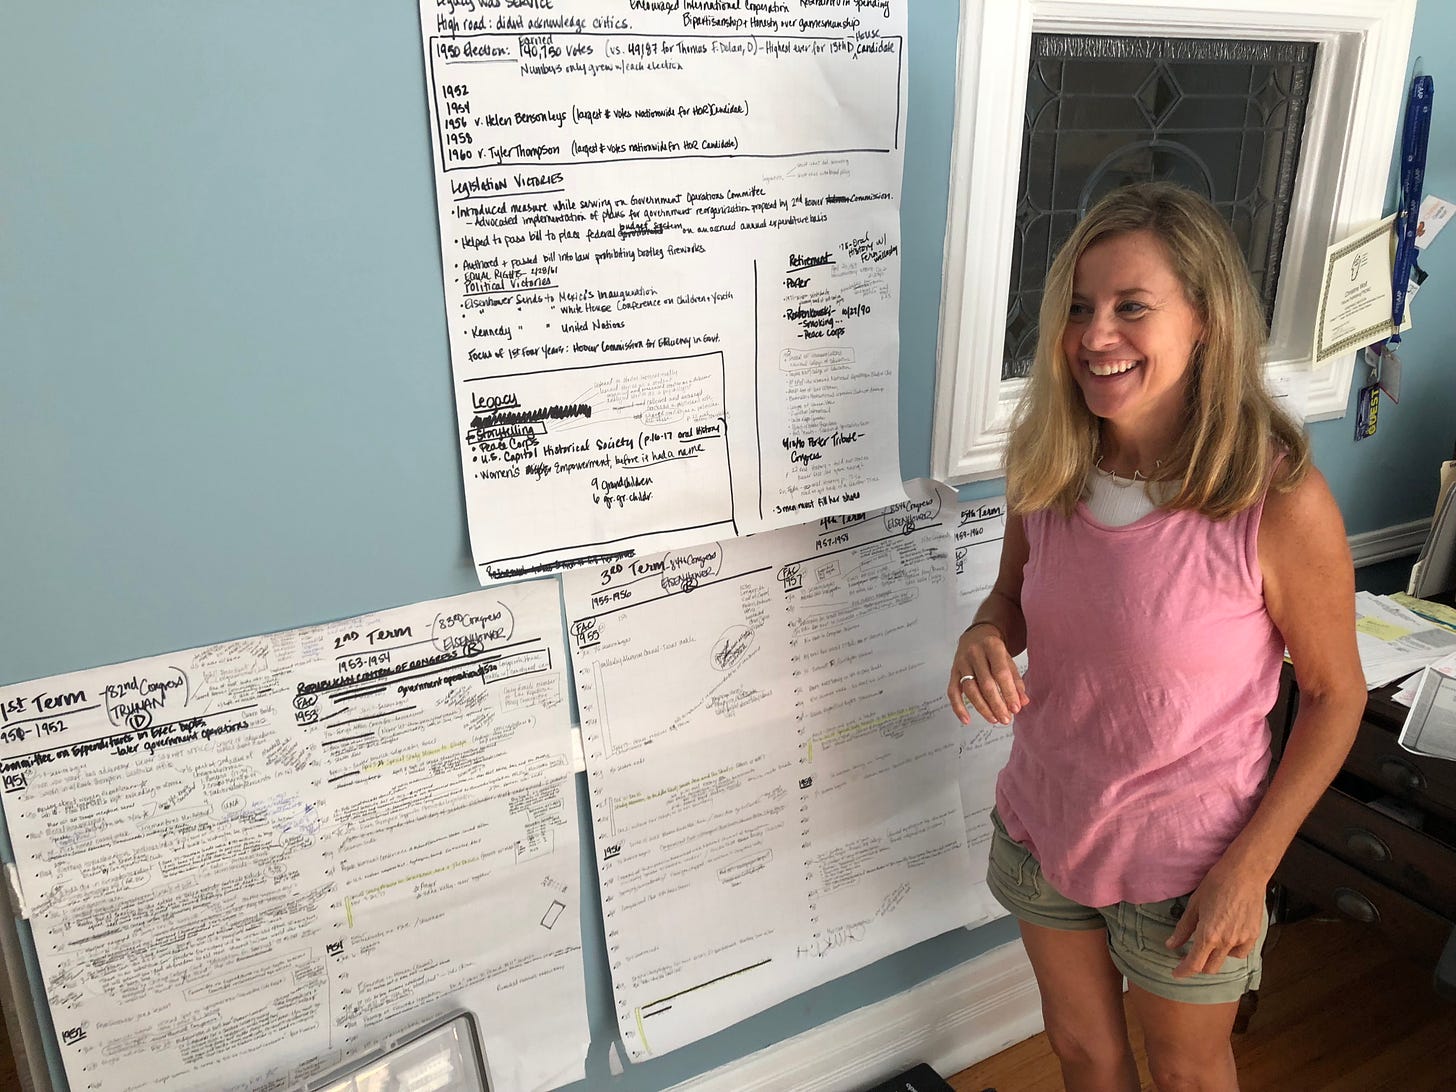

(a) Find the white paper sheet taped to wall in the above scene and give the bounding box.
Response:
[0,585,587,1092]
[561,479,979,1059]
[949,495,1016,929]
[416,0,911,582]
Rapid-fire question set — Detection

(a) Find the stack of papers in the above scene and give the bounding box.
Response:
[1394,649,1456,705]
[1391,591,1456,629]
[1354,591,1456,690]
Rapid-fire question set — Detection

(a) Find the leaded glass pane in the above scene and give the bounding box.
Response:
[1003,35,1315,380]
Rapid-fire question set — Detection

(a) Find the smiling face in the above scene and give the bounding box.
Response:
[1061,229,1205,439]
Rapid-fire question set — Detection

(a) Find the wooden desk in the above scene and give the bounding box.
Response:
[1270,667,1456,995]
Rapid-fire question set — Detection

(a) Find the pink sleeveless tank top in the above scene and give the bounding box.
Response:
[995,489,1283,906]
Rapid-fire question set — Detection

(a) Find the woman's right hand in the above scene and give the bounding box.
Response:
[947,621,1028,727]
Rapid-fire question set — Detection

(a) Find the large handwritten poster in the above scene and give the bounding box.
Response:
[950,495,1015,928]
[0,586,586,1092]
[417,0,909,581]
[562,480,975,1059]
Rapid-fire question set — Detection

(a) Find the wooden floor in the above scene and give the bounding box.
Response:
[0,1011,17,1092]
[949,916,1456,1092]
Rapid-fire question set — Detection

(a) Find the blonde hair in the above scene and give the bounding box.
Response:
[1004,182,1309,519]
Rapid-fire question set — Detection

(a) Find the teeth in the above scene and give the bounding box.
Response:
[1088,360,1138,376]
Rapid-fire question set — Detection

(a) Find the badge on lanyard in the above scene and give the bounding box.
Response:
[1390,73,1434,344]
[1355,381,1380,441]
[1364,342,1403,404]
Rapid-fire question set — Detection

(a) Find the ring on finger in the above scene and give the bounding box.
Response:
[959,673,976,685]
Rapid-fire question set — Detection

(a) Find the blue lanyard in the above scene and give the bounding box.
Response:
[1390,73,1433,344]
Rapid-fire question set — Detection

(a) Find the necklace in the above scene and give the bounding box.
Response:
[1093,455,1161,489]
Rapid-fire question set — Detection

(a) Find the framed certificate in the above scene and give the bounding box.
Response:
[1312,214,1409,367]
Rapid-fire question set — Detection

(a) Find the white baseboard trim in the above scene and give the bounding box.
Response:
[672,940,1043,1091]
[1349,519,1430,568]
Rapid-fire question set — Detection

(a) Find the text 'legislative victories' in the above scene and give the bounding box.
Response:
[418,0,910,582]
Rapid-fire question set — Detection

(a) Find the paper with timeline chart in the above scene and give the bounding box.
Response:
[562,479,976,1059]
[950,495,1016,928]
[417,0,909,582]
[0,586,586,1092]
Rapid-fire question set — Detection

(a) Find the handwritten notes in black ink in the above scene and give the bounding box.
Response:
[418,0,910,581]
[948,494,1016,923]
[0,586,586,1092]
[562,479,975,1059]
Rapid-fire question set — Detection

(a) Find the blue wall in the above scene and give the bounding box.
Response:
[1,2,1452,1088]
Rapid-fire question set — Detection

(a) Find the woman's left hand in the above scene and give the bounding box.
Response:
[1164,859,1267,977]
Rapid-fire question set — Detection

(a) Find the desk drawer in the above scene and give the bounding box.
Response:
[1300,785,1456,918]
[1344,718,1456,825]
[1277,838,1452,965]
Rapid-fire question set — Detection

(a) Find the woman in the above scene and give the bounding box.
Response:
[948,183,1364,1092]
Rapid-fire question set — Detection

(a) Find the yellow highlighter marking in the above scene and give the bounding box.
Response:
[1357,617,1413,641]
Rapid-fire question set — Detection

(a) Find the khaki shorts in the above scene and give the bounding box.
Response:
[986,809,1266,1005]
